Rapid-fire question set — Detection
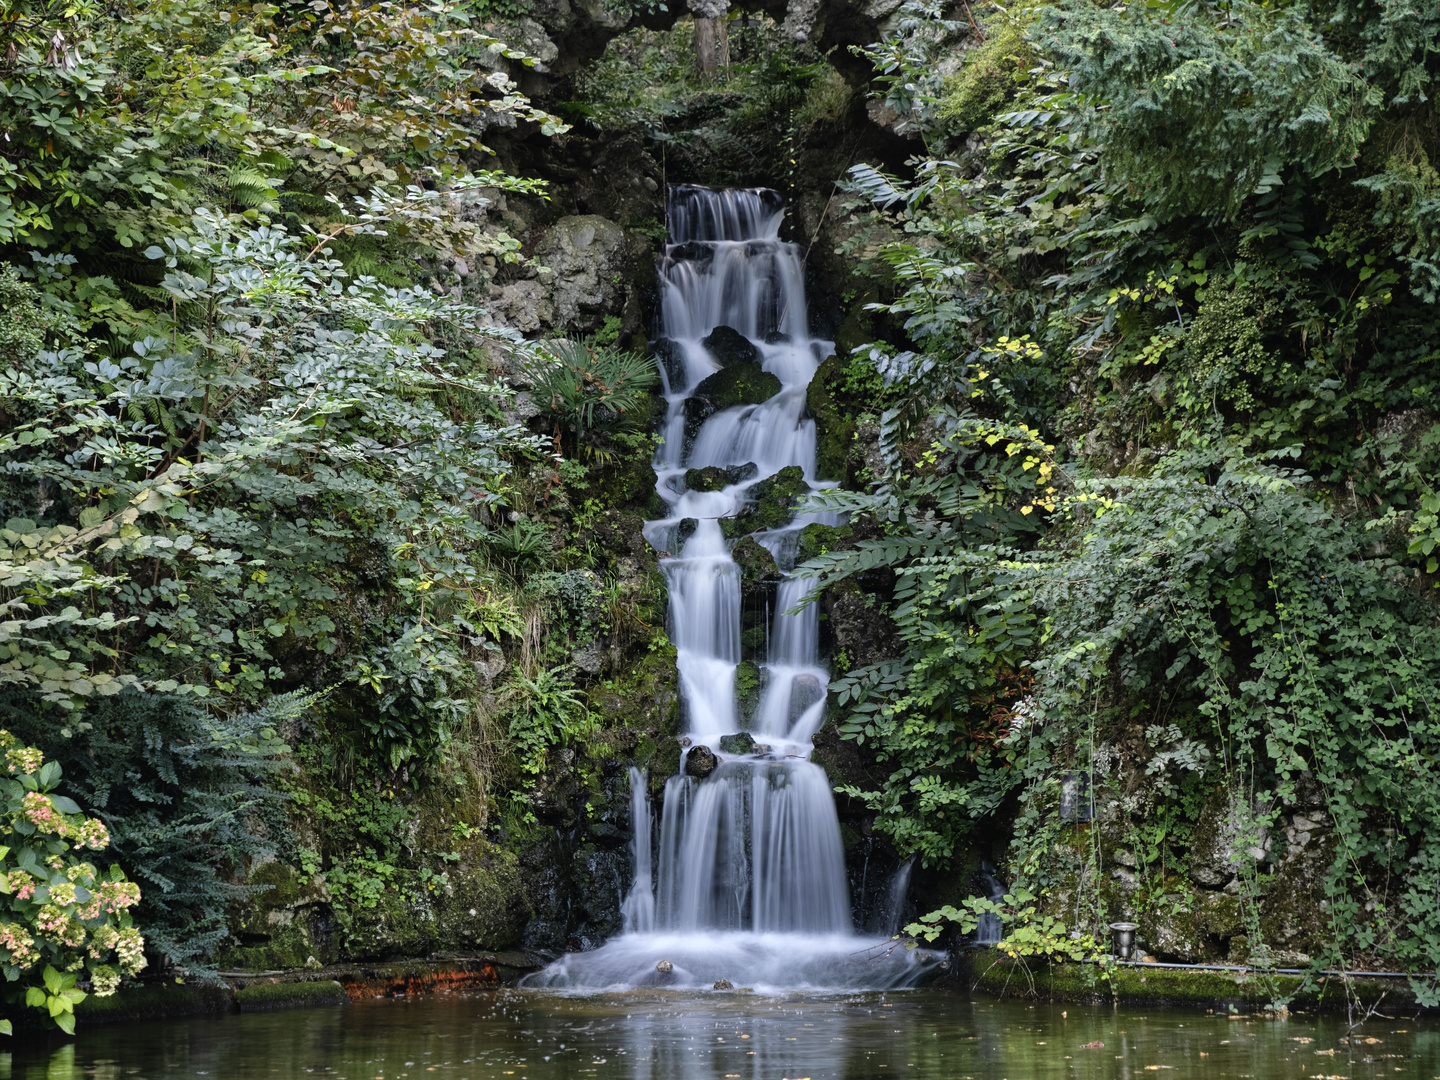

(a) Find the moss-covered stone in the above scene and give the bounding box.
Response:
[796,522,854,564]
[235,980,348,1011]
[219,860,338,971]
[968,954,1405,1011]
[694,360,781,410]
[685,466,729,492]
[732,535,778,585]
[75,983,235,1026]
[806,355,856,482]
[720,466,809,538]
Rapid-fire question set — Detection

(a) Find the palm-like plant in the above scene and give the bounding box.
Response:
[526,339,658,457]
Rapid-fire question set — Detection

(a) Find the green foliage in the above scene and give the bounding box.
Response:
[0,691,295,978]
[822,0,1440,985]
[1,194,545,770]
[572,19,839,185]
[0,0,567,251]
[906,885,1110,966]
[0,729,147,1033]
[526,340,659,458]
[505,667,594,776]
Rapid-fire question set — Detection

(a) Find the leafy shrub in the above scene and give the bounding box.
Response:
[526,340,658,458]
[0,692,296,978]
[0,730,147,1034]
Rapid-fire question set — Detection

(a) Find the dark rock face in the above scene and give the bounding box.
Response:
[702,325,762,368]
[685,744,718,778]
[652,338,686,389]
[718,732,756,755]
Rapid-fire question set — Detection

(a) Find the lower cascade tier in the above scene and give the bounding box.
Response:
[519,931,945,992]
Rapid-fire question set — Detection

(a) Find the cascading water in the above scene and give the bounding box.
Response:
[525,186,941,992]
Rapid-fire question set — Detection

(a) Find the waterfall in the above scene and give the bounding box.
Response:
[524,186,940,991]
[973,860,1007,946]
[619,767,654,934]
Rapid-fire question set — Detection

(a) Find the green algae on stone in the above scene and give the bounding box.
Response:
[235,980,348,1012]
[695,361,781,410]
[721,466,809,538]
[806,355,855,482]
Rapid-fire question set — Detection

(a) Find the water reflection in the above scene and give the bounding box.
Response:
[7,990,1439,1079]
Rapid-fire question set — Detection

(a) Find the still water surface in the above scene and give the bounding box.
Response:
[5,990,1435,1079]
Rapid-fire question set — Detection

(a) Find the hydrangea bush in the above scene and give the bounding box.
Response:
[0,731,146,1034]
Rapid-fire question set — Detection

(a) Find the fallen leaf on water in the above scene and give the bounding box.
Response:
[1314,1049,1337,1056]
[1290,1037,1313,1044]
[1081,1041,1104,1049]
[1143,1066,1174,1071]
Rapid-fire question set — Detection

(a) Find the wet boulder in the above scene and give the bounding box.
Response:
[693,361,781,410]
[702,325,762,367]
[685,466,729,492]
[731,536,778,588]
[718,732,756,755]
[685,744,718,778]
[726,462,759,485]
[720,466,809,539]
[652,338,686,388]
[788,673,825,723]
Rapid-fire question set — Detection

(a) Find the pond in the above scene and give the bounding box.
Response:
[6,990,1433,1080]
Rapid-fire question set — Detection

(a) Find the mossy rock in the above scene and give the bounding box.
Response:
[333,845,528,961]
[806,355,855,482]
[694,361,781,410]
[736,659,761,720]
[702,325,761,367]
[219,860,338,971]
[732,536,778,586]
[75,983,235,1026]
[685,466,729,492]
[796,522,854,564]
[720,466,809,539]
[235,980,347,1012]
[650,739,682,791]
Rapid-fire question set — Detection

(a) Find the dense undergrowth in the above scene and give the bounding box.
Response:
[802,0,1440,1004]
[0,0,680,1028]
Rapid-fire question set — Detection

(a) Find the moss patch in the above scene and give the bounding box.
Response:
[721,466,809,538]
[235,980,348,1011]
[970,955,1409,1011]
[75,983,235,1025]
[806,355,856,482]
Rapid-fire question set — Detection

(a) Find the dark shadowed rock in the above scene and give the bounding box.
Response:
[702,325,761,368]
[651,338,686,388]
[685,744,718,778]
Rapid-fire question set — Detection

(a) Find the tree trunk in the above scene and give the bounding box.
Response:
[694,16,729,80]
